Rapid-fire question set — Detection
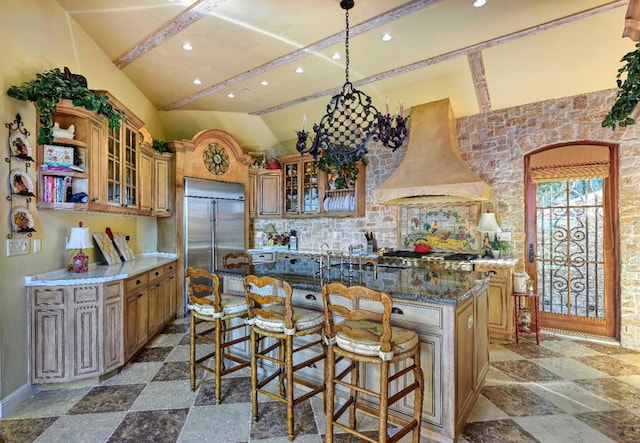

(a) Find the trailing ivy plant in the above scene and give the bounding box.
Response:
[313,146,365,189]
[7,68,126,144]
[603,42,640,129]
[152,138,170,153]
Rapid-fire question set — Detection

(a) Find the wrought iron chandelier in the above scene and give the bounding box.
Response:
[295,0,408,164]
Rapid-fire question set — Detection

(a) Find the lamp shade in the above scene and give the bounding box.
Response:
[263,223,277,234]
[477,212,502,233]
[66,226,93,250]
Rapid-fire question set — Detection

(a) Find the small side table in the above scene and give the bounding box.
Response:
[513,291,541,344]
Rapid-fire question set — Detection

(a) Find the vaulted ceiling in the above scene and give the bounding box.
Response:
[56,0,634,151]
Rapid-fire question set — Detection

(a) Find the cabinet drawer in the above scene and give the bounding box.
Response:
[125,274,148,293]
[163,262,176,274]
[32,288,65,306]
[105,281,122,300]
[71,285,100,304]
[359,298,443,332]
[148,266,165,282]
[251,252,275,263]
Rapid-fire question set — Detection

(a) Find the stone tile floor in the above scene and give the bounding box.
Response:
[1,317,640,442]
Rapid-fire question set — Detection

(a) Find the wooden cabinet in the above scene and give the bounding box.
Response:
[29,283,121,383]
[279,153,365,218]
[474,262,515,340]
[34,92,175,217]
[249,169,282,218]
[124,273,149,361]
[103,281,123,373]
[152,151,173,217]
[140,145,174,217]
[123,262,177,360]
[281,154,319,217]
[36,100,102,211]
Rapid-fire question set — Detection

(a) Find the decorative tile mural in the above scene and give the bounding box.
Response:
[399,204,481,251]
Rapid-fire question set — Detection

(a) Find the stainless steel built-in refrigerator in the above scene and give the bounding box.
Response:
[183,176,245,275]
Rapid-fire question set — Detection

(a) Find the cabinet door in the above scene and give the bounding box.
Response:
[257,171,282,217]
[139,148,153,213]
[163,271,177,323]
[70,286,102,378]
[124,289,148,360]
[104,282,123,372]
[123,124,139,209]
[88,115,107,209]
[248,170,258,218]
[475,265,513,340]
[147,281,163,335]
[455,298,475,416]
[474,286,490,389]
[30,287,67,382]
[153,154,172,216]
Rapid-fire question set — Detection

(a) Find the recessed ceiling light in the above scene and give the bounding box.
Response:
[182,42,193,51]
[193,78,202,85]
[332,52,341,60]
[472,0,487,7]
[227,93,235,98]
[260,80,269,86]
[295,67,304,74]
[381,33,392,42]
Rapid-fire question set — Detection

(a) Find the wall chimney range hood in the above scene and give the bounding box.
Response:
[372,99,492,204]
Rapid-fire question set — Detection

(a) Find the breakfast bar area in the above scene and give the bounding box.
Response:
[218,255,491,443]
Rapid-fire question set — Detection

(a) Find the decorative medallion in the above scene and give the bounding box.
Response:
[203,143,229,175]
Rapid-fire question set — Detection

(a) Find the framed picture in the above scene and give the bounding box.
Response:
[43,144,74,167]
[9,169,35,196]
[9,131,34,161]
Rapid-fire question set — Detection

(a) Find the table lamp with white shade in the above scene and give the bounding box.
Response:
[66,221,93,273]
[477,212,501,258]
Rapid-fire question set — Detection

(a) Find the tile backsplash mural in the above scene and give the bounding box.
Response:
[399,203,481,251]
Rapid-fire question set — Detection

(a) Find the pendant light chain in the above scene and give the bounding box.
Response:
[345,8,350,84]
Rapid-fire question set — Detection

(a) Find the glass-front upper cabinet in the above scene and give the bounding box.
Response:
[281,154,319,217]
[103,92,144,211]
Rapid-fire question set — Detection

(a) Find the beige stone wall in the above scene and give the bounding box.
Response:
[254,88,640,349]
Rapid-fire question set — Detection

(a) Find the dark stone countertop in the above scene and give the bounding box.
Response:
[220,257,490,307]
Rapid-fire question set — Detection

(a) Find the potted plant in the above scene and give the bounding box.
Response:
[603,41,640,129]
[313,147,364,189]
[7,68,126,145]
[152,138,170,153]
[490,235,510,258]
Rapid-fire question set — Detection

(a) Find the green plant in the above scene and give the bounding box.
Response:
[490,235,510,253]
[152,138,170,153]
[313,147,365,188]
[7,68,126,144]
[603,42,640,129]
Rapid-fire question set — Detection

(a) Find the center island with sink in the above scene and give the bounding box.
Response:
[219,251,491,443]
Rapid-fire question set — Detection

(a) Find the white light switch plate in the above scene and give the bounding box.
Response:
[7,238,29,256]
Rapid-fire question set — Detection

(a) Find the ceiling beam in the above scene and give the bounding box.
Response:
[113,0,230,69]
[253,0,627,115]
[467,52,491,113]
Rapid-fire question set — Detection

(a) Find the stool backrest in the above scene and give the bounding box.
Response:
[223,252,251,269]
[321,282,393,355]
[185,267,222,313]
[243,275,294,330]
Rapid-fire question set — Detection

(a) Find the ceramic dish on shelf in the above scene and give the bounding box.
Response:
[11,206,35,233]
[9,169,35,196]
[9,132,34,161]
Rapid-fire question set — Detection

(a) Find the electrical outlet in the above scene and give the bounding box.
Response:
[497,232,512,242]
[33,238,41,253]
[7,238,29,256]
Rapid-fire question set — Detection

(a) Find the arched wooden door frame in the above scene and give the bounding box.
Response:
[524,141,620,339]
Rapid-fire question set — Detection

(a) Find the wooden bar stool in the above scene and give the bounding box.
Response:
[321,282,424,443]
[185,267,250,403]
[243,275,326,441]
[223,251,251,269]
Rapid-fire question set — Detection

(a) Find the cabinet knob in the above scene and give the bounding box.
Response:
[155,271,159,276]
[305,293,316,300]
[391,307,403,315]
[136,279,141,285]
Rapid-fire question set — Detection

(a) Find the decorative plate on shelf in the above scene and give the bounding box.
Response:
[11,206,35,233]
[9,169,35,196]
[8,132,34,161]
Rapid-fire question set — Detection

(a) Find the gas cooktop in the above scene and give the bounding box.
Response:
[379,250,479,271]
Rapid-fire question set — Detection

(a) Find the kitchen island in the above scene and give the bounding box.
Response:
[219,256,490,443]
